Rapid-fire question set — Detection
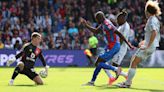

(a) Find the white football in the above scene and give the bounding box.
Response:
[39,70,47,78]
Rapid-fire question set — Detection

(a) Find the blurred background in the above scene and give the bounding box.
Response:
[0,0,163,67]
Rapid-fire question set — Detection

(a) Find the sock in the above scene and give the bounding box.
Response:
[113,66,127,77]
[11,67,20,80]
[91,62,117,82]
[120,71,127,77]
[10,79,14,82]
[126,68,136,84]
[99,62,116,71]
[104,69,113,78]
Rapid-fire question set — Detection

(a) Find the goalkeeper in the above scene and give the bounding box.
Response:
[7,32,49,85]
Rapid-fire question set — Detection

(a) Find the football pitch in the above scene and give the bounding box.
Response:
[0,67,164,92]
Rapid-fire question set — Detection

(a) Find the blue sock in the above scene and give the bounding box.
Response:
[91,62,116,82]
[99,62,116,71]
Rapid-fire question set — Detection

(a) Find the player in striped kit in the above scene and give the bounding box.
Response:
[104,10,130,85]
[81,11,134,86]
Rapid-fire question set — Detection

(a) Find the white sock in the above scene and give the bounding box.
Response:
[10,79,14,82]
[104,69,113,78]
[126,68,136,84]
[120,71,127,77]
[113,66,127,77]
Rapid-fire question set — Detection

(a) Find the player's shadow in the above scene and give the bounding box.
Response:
[95,84,118,90]
[95,84,164,92]
[129,87,164,92]
[14,84,36,87]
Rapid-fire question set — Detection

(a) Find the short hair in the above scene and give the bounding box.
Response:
[31,32,41,39]
[145,0,161,16]
[95,11,105,18]
[117,9,128,19]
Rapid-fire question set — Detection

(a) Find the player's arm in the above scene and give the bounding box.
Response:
[6,44,27,66]
[15,51,24,59]
[141,17,158,50]
[15,43,31,59]
[38,51,49,72]
[148,30,157,48]
[114,30,134,49]
[141,30,157,50]
[80,18,102,34]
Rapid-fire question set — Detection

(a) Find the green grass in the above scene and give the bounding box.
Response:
[0,67,164,92]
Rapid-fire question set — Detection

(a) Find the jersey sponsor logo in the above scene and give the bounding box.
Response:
[35,48,41,56]
[26,57,35,62]
[29,49,32,52]
[104,20,113,30]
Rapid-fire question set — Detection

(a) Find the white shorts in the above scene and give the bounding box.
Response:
[135,46,156,61]
[111,49,127,65]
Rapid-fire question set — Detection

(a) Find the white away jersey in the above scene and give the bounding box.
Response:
[117,22,130,51]
[144,16,160,47]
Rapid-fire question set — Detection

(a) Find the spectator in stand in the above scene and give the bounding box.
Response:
[0,0,163,50]
[48,35,56,49]
[68,22,78,39]
[40,41,49,50]
[55,32,64,49]
[81,37,89,50]
[13,40,21,50]
[4,36,13,49]
[11,28,22,46]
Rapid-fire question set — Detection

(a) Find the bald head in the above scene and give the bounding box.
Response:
[95,11,105,24]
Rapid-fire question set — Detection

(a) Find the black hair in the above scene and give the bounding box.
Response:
[118,9,128,20]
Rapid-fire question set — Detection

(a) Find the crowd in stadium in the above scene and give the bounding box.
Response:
[0,0,163,50]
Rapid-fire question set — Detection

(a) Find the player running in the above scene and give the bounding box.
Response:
[81,11,134,86]
[118,0,161,88]
[7,32,49,85]
[104,10,130,85]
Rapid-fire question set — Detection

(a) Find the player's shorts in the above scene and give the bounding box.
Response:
[112,46,128,65]
[90,48,97,56]
[99,42,120,62]
[135,46,156,61]
[19,67,38,80]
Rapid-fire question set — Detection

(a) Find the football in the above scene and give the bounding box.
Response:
[39,70,48,78]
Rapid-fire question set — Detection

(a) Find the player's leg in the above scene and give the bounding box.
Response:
[118,48,147,88]
[126,56,141,82]
[99,45,122,78]
[85,43,121,86]
[9,62,24,85]
[112,62,128,79]
[97,43,121,85]
[33,76,43,85]
[103,62,116,85]
[118,55,141,88]
[112,52,128,79]
[25,68,43,85]
[104,62,113,78]
[84,57,105,86]
[85,58,121,86]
